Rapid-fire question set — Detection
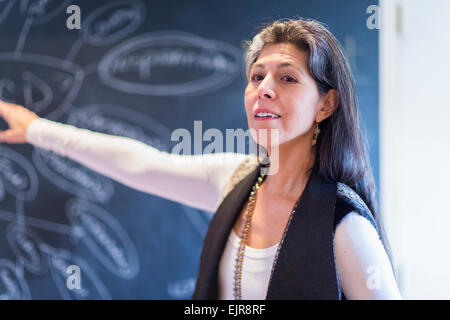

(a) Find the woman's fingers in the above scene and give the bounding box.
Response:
[0,100,39,144]
[0,100,12,121]
[0,129,18,143]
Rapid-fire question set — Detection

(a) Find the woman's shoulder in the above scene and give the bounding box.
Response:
[334,182,379,236]
[216,153,263,206]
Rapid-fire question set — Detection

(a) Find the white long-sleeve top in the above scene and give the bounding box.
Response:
[25,118,402,300]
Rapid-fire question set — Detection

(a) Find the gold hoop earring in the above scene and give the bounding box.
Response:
[312,122,320,146]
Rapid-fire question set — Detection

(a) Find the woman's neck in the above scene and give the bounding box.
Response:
[263,135,316,196]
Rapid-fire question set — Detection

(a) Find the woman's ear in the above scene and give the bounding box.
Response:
[316,89,340,122]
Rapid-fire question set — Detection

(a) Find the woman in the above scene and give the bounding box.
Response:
[0,18,401,299]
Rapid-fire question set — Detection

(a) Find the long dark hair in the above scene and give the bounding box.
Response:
[243,18,395,273]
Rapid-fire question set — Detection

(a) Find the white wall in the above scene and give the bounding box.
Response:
[380,0,450,299]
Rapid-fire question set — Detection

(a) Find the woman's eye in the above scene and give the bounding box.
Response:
[282,75,297,83]
[251,74,264,82]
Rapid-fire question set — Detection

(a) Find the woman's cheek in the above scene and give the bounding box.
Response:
[244,95,256,122]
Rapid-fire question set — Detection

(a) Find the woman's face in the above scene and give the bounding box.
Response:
[244,42,324,148]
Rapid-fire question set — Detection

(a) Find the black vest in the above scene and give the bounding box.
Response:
[193,159,379,300]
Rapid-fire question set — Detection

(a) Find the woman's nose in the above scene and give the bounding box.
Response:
[257,75,276,100]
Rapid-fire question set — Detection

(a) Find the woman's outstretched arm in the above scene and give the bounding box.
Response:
[0,100,249,212]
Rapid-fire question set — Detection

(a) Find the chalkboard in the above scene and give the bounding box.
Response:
[0,0,379,299]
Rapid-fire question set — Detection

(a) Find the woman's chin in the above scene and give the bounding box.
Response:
[253,138,282,151]
[250,133,282,149]
[249,123,281,135]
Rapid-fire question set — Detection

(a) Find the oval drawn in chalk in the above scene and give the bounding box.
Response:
[6,224,48,275]
[0,259,31,300]
[0,180,5,202]
[98,31,242,96]
[47,248,111,300]
[32,148,115,203]
[0,145,38,201]
[0,0,14,25]
[0,53,84,120]
[82,0,146,46]
[66,199,139,279]
[167,278,196,299]
[67,104,171,151]
[23,0,72,25]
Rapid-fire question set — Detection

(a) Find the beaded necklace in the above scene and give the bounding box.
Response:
[232,172,302,300]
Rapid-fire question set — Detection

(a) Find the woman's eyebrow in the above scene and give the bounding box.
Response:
[252,62,306,76]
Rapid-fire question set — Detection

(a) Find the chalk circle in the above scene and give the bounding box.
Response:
[0,180,5,202]
[98,31,242,96]
[0,0,14,25]
[45,246,112,300]
[65,198,140,280]
[31,147,115,204]
[0,145,39,201]
[6,223,49,276]
[0,258,31,300]
[82,0,146,46]
[0,53,84,120]
[23,0,72,25]
[67,103,172,152]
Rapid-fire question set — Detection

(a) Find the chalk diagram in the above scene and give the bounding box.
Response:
[0,0,240,299]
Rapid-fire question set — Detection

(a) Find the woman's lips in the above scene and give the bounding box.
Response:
[254,115,281,121]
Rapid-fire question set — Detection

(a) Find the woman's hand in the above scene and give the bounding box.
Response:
[0,100,39,144]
